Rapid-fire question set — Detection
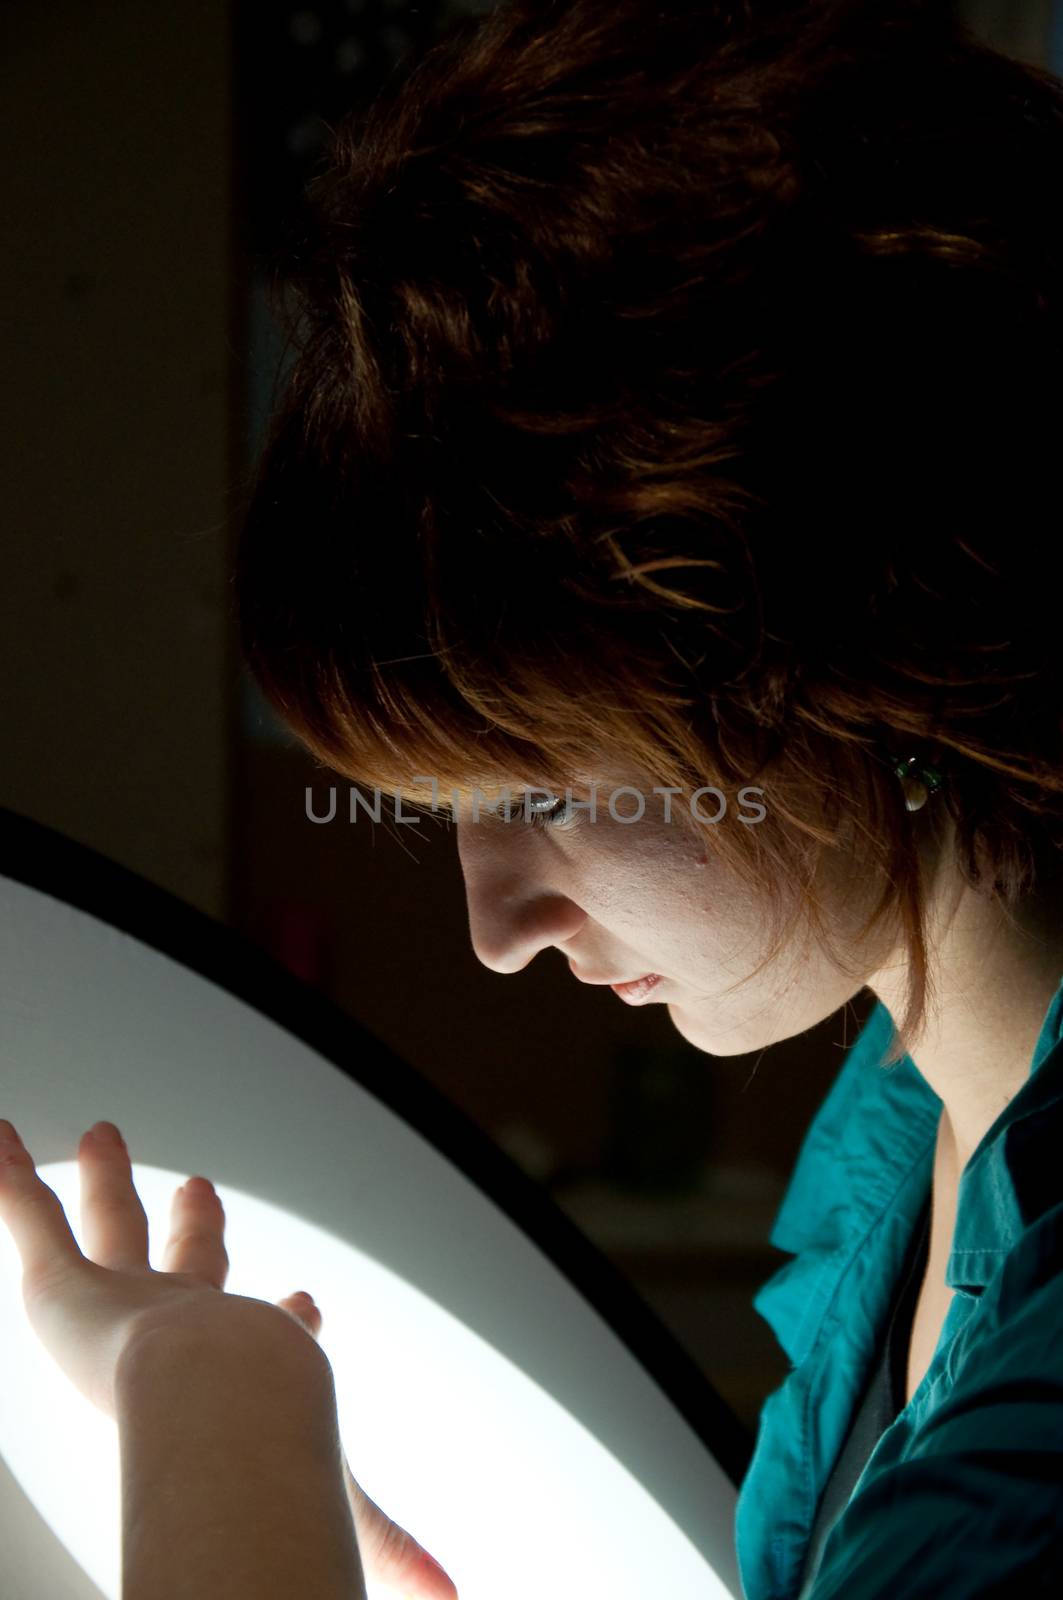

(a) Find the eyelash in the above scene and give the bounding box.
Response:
[520,793,578,832]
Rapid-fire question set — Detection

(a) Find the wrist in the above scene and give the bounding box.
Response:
[115,1298,363,1600]
[123,1289,320,1356]
[117,1295,335,1421]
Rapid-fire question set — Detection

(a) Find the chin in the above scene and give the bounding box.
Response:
[664,996,831,1058]
[664,1003,769,1057]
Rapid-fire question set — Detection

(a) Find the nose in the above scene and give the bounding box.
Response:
[455,818,586,975]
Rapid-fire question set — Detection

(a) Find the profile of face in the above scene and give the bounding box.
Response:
[454,762,900,1057]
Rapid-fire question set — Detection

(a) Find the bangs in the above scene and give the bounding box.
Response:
[255,621,715,822]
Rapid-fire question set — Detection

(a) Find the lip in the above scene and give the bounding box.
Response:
[609,973,664,1005]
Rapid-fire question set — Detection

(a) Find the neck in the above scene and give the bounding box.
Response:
[867,838,1063,1175]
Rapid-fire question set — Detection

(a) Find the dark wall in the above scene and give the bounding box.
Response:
[1,1,234,916]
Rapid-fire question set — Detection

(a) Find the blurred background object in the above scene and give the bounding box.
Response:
[2,0,1058,1435]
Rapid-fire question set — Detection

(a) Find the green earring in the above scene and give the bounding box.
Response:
[893,755,943,813]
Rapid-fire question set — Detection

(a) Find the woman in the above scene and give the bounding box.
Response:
[4,0,1063,1594]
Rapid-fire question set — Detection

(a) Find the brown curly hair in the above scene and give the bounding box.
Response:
[235,0,1063,1062]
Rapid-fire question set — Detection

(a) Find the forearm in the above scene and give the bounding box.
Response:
[115,1304,366,1600]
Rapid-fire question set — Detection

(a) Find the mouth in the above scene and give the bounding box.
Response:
[609,973,664,1005]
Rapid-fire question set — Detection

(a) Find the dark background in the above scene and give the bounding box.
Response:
[3,0,1058,1434]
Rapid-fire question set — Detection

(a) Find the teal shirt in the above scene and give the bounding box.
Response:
[735,983,1063,1598]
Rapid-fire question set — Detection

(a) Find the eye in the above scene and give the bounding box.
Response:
[519,790,579,832]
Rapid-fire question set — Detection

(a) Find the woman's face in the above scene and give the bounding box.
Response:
[454,762,897,1056]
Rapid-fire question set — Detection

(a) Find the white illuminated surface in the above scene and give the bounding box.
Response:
[0,1161,732,1600]
[0,866,742,1599]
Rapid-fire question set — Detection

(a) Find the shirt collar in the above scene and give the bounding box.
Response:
[756,978,1063,1365]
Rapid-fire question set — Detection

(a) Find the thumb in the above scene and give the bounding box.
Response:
[342,1455,458,1599]
[276,1289,323,1340]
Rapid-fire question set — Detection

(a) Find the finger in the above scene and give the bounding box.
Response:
[160,1176,228,1288]
[78,1123,150,1271]
[277,1290,322,1338]
[0,1120,86,1295]
[343,1461,458,1600]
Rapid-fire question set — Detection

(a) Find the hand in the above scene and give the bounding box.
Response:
[0,1118,458,1600]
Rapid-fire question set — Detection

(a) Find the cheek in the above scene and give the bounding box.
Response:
[578,821,764,960]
